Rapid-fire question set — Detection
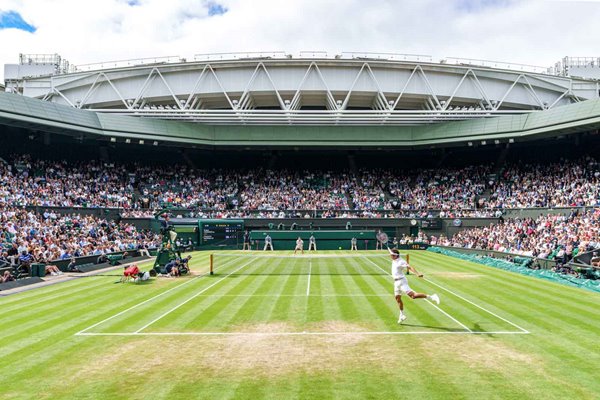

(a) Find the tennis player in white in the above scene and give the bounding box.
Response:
[294,237,304,255]
[390,249,440,323]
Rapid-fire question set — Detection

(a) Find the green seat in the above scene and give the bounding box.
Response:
[106,254,124,265]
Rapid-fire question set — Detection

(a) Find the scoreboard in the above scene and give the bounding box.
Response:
[199,219,244,246]
[420,218,443,230]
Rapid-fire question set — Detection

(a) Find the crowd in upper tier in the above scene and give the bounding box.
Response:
[429,208,600,263]
[1,154,598,216]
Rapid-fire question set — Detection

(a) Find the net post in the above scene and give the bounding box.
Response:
[210,253,214,275]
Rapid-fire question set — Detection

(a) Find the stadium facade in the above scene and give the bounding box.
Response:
[1,52,599,149]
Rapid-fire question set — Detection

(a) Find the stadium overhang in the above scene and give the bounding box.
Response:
[0,91,599,149]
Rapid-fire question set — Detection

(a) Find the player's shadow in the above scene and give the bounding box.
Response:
[400,323,467,332]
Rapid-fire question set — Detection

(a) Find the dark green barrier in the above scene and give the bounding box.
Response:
[427,246,600,293]
[30,263,46,277]
[249,230,377,250]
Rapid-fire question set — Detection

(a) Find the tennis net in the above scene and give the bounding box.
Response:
[209,253,409,276]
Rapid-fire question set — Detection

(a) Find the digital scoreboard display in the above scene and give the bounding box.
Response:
[200,220,244,246]
[420,218,443,230]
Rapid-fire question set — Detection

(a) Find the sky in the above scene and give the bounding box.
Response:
[0,0,599,82]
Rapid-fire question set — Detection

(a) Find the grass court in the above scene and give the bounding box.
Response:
[0,250,598,399]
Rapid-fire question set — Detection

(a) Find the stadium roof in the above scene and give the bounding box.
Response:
[0,91,599,148]
[5,53,599,126]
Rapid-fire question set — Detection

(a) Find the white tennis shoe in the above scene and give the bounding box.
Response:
[430,294,440,305]
[398,314,407,324]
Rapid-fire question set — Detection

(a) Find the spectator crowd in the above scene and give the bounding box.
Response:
[1,154,597,217]
[0,152,598,282]
[433,208,600,264]
[0,206,160,281]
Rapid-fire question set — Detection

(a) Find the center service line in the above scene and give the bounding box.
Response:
[307,260,312,296]
[134,257,256,333]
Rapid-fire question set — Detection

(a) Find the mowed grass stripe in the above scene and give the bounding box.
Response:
[0,277,115,320]
[158,258,287,330]
[413,253,600,332]
[89,256,245,333]
[331,257,365,323]
[167,257,291,332]
[140,256,266,332]
[173,258,291,331]
[268,260,307,323]
[412,252,599,310]
[409,253,600,366]
[0,283,134,378]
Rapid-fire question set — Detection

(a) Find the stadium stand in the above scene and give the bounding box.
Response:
[1,154,597,215]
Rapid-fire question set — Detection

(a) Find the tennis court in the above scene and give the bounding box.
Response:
[2,250,598,400]
[77,253,528,336]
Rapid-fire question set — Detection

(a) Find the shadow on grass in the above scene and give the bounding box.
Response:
[399,323,469,332]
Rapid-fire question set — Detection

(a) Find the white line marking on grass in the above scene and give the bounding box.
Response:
[75,256,241,336]
[186,294,391,297]
[425,302,472,333]
[424,278,530,334]
[76,330,530,337]
[134,257,256,333]
[307,261,312,296]
[362,256,473,332]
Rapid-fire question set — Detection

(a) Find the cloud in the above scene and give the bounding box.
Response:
[0,10,36,32]
[0,0,599,83]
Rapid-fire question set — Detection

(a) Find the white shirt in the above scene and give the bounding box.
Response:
[391,257,409,280]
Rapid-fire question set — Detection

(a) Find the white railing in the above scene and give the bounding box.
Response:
[444,57,550,74]
[73,56,184,72]
[59,51,567,76]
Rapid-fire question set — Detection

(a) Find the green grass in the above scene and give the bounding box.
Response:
[1,250,599,400]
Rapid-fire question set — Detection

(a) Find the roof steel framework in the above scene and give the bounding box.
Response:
[8,54,600,126]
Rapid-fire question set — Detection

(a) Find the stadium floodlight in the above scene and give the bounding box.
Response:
[467,141,473,146]
[110,137,116,143]
[125,138,131,144]
[481,140,486,145]
[494,139,500,144]
[139,140,144,145]
[509,138,515,143]
[153,141,159,146]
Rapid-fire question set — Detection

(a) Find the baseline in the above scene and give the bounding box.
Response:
[76,330,530,337]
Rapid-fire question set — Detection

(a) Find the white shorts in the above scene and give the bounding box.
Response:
[394,278,412,296]
[295,245,303,250]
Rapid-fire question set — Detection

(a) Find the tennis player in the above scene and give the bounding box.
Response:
[294,237,304,255]
[308,234,317,251]
[389,249,439,323]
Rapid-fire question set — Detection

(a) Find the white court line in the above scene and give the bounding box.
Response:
[134,257,256,333]
[307,260,312,296]
[75,256,241,335]
[423,278,530,334]
[77,330,530,337]
[181,294,391,297]
[362,256,472,333]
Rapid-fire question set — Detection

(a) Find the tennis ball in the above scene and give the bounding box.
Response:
[338,247,342,250]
